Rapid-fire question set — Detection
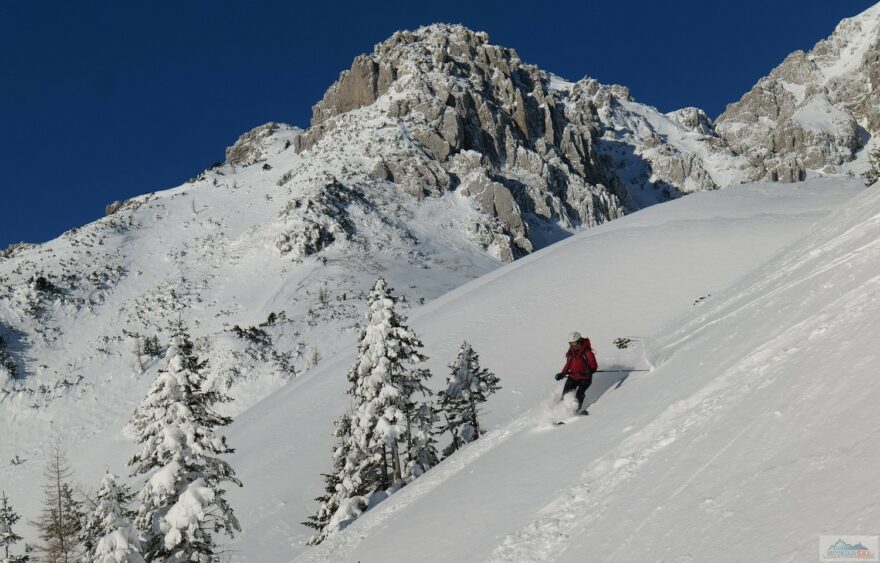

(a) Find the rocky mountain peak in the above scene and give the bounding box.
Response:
[288,24,756,261]
[291,24,631,261]
[716,2,880,181]
[305,24,524,129]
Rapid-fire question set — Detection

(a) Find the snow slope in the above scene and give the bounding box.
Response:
[214,177,866,561]
[0,132,500,536]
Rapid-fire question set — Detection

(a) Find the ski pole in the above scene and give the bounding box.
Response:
[594,369,650,373]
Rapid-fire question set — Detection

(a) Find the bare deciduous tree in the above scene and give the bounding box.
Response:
[34,444,83,563]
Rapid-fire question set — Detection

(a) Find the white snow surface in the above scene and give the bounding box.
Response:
[812,2,880,82]
[206,177,873,562]
[791,93,854,136]
[162,479,215,551]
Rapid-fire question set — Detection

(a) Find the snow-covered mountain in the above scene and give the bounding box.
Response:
[0,23,761,482]
[717,3,880,181]
[290,23,757,259]
[2,4,880,561]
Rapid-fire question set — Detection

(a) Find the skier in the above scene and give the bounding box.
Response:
[555,331,598,413]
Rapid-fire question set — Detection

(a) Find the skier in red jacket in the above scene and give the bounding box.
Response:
[555,331,598,412]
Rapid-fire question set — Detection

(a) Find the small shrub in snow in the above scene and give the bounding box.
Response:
[231,325,270,346]
[864,147,880,187]
[30,275,59,294]
[309,346,320,368]
[0,336,17,382]
[141,335,161,358]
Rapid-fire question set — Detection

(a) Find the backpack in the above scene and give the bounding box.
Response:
[580,338,598,372]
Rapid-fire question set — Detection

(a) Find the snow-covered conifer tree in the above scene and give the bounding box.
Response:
[346,278,434,488]
[402,398,439,479]
[128,320,241,562]
[306,279,436,544]
[438,341,501,457]
[302,412,366,546]
[0,490,30,563]
[81,472,143,563]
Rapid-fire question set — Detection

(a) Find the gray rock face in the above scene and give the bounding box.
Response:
[717,4,880,181]
[105,200,125,216]
[292,24,737,261]
[570,80,746,200]
[312,56,396,126]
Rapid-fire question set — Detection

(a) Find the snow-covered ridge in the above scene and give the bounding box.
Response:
[717,2,880,181]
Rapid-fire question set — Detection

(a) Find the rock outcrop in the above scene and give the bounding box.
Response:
[290,24,746,261]
[717,4,880,181]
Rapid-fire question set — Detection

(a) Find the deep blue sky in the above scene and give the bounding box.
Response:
[1,1,874,248]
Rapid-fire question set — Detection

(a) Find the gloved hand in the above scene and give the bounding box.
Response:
[554,373,566,381]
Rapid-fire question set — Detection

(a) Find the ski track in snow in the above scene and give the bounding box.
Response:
[489,287,851,561]
[659,210,880,353]
[597,422,754,563]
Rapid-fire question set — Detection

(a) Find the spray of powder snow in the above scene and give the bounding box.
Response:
[533,382,579,426]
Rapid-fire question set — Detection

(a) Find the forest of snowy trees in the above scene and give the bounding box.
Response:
[1,278,501,559]
[0,321,241,563]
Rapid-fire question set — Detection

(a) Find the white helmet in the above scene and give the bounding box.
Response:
[568,331,582,343]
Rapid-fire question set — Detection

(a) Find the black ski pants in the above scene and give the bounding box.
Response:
[562,376,592,410]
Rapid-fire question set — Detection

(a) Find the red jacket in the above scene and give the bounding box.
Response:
[562,338,598,381]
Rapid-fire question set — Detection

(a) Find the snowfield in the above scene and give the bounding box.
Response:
[212,177,871,562]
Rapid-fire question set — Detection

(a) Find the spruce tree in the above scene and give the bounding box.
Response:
[128,320,241,562]
[0,491,30,563]
[402,399,439,479]
[34,445,84,563]
[302,413,365,546]
[346,278,434,489]
[306,278,437,544]
[82,472,144,563]
[438,341,501,457]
